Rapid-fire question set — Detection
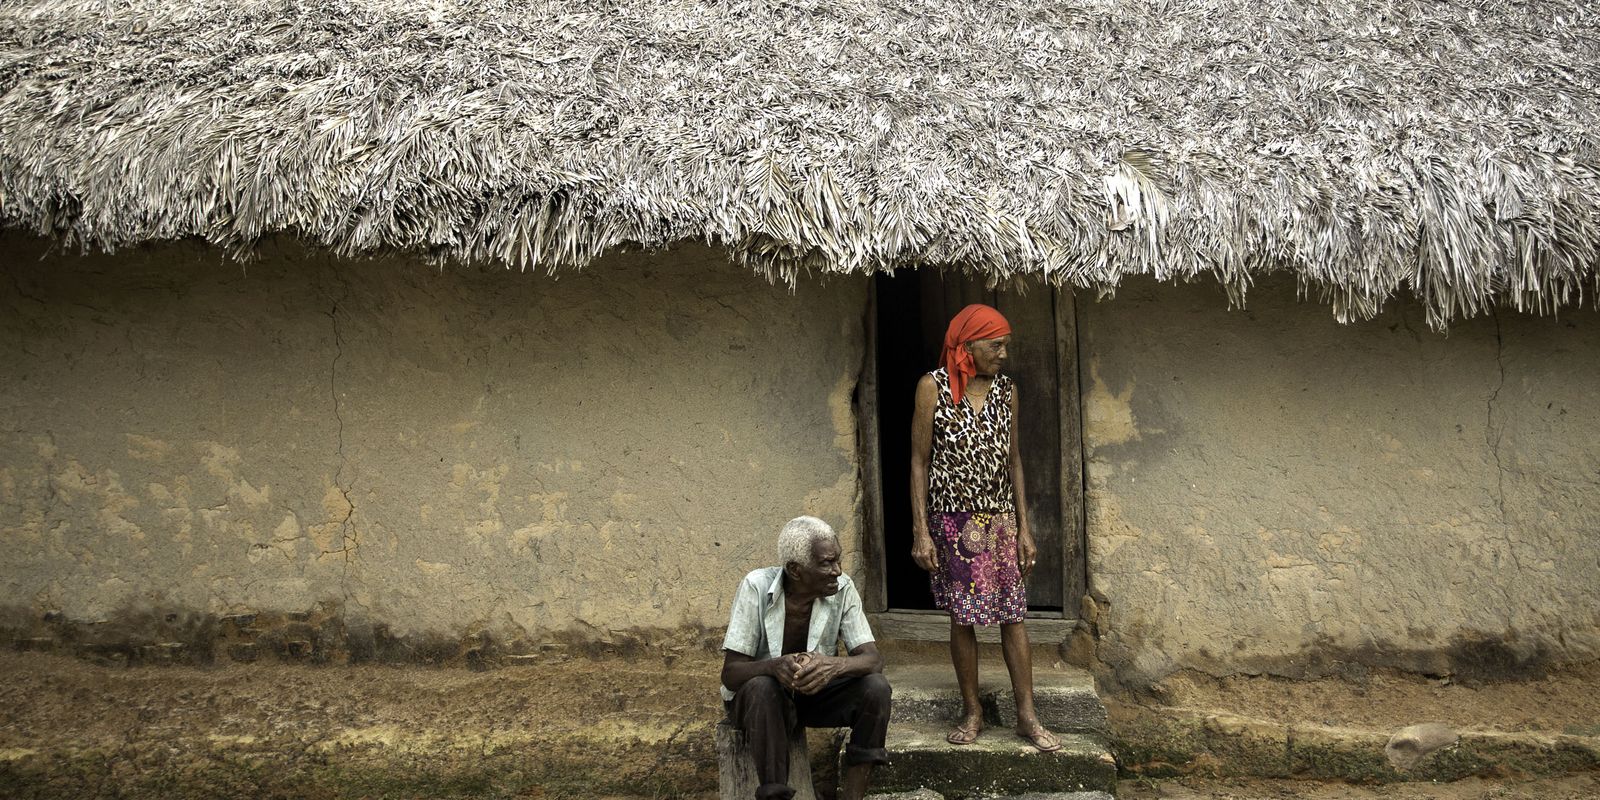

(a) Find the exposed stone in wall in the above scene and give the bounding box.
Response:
[0,234,868,653]
[1077,276,1600,687]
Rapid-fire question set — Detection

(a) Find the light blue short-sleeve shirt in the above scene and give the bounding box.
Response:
[720,567,875,701]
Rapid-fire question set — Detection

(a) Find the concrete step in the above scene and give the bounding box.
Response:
[869,791,1113,800]
[866,720,1118,799]
[981,793,1113,800]
[887,661,1108,733]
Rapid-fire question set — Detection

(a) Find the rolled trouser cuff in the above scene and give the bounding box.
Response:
[755,782,796,800]
[844,743,890,766]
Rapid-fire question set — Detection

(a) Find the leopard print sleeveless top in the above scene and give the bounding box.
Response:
[927,367,1016,513]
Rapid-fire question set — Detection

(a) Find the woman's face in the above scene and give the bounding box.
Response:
[965,334,1011,376]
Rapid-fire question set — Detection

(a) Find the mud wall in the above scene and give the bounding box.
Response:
[1079,276,1600,686]
[0,234,867,661]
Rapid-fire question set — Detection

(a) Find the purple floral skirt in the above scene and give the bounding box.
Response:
[929,511,1026,626]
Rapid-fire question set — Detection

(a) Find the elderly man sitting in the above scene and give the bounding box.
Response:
[721,516,892,800]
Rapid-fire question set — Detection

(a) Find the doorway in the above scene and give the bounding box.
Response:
[862,269,1086,617]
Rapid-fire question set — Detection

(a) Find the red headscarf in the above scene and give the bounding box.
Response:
[941,304,1012,404]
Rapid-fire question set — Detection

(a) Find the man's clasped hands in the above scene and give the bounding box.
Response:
[774,651,846,694]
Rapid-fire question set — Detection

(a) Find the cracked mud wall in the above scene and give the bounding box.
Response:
[1077,275,1600,686]
[0,234,867,655]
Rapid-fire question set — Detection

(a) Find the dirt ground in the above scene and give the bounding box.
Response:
[0,649,728,798]
[0,649,1595,798]
[1137,667,1600,736]
[0,650,721,754]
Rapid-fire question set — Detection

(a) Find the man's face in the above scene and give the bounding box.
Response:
[790,536,843,597]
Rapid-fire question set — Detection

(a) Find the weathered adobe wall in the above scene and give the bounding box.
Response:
[1079,275,1600,687]
[0,234,868,664]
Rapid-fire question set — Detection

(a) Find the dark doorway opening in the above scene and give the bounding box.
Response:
[871,269,1083,615]
[874,270,938,611]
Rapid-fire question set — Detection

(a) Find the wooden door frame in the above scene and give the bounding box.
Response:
[859,281,890,612]
[1053,289,1089,610]
[856,278,1088,618]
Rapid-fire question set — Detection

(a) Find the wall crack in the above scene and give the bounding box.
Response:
[326,279,358,602]
[1485,312,1509,527]
[1485,312,1523,625]
[7,272,50,307]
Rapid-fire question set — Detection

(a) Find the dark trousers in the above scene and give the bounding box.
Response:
[725,673,892,800]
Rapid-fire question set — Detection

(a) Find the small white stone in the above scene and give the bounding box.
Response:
[1385,722,1459,770]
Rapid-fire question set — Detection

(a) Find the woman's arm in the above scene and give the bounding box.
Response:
[909,374,938,572]
[1009,383,1037,578]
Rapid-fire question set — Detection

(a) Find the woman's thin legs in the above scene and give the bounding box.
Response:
[999,622,1043,731]
[950,620,983,732]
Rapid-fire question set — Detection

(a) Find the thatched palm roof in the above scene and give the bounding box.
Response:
[2,0,1597,323]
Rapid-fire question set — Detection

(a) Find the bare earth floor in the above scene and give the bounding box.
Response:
[1138,668,1600,734]
[0,650,1594,799]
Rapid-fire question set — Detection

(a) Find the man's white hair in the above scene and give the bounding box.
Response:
[777,516,837,566]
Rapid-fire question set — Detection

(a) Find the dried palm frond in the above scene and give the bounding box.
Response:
[1,0,1597,326]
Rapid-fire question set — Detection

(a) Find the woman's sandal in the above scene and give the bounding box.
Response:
[1016,724,1062,753]
[946,722,982,745]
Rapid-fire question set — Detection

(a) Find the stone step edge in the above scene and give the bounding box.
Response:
[868,791,1114,800]
[890,687,1109,732]
[868,722,1119,797]
[882,720,1116,756]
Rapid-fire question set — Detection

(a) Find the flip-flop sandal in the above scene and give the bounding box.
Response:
[1017,726,1062,753]
[946,723,982,745]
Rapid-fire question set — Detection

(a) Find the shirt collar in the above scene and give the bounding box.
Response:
[764,569,839,606]
[762,567,838,658]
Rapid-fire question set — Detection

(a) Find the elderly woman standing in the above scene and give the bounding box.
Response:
[909,303,1061,752]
